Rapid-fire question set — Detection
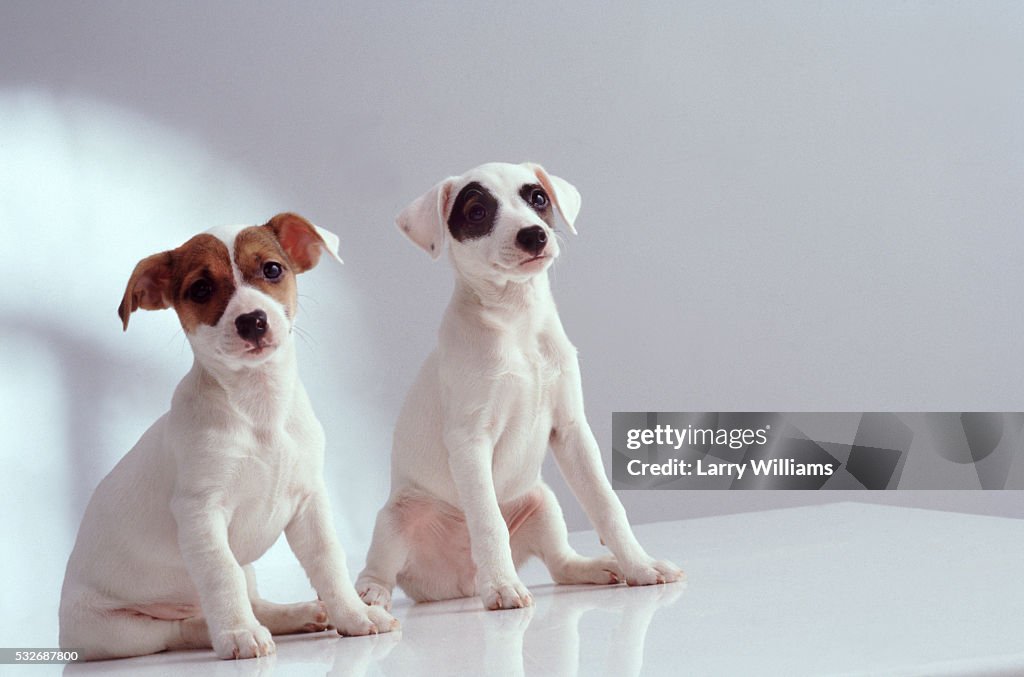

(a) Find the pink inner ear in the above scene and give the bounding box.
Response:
[119,251,174,330]
[529,163,579,234]
[280,226,319,270]
[136,275,166,309]
[270,213,322,272]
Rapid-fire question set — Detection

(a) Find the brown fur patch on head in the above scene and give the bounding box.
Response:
[234,226,299,319]
[170,235,235,333]
[118,234,235,333]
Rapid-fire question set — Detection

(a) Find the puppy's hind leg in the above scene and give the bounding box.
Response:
[244,565,331,635]
[511,483,622,586]
[60,596,210,661]
[355,501,411,610]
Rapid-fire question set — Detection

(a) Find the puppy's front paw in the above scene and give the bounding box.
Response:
[212,624,275,660]
[355,578,394,610]
[332,603,399,636]
[622,558,685,586]
[478,576,534,611]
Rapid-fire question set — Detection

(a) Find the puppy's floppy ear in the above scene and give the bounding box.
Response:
[118,251,174,331]
[265,212,343,273]
[396,177,457,260]
[524,163,581,235]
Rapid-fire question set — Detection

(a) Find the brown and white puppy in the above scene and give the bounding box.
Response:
[59,213,396,661]
[355,163,683,612]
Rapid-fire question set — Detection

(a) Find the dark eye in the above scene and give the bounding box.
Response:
[530,189,548,209]
[263,261,283,280]
[467,203,487,223]
[188,279,213,303]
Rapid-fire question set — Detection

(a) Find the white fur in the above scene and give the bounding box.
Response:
[60,223,395,661]
[357,163,683,612]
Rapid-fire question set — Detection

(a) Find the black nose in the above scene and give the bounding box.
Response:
[235,310,268,342]
[516,225,547,255]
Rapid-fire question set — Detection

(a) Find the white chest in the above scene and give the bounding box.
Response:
[215,424,319,563]
[487,336,565,495]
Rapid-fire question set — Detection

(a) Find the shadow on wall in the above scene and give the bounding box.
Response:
[0,89,386,647]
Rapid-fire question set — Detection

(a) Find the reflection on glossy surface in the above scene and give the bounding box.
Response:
[63,628,401,677]
[57,505,1024,676]
[387,582,685,677]
[61,583,682,677]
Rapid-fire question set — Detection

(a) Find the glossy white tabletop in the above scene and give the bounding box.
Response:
[59,503,1024,676]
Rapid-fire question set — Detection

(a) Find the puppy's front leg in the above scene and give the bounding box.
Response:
[284,489,398,635]
[550,420,683,585]
[551,373,684,586]
[172,498,275,659]
[446,429,534,610]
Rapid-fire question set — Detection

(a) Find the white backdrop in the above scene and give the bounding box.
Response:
[2,1,1023,648]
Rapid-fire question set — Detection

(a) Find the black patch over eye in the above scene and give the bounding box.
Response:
[188,279,213,303]
[467,202,487,223]
[520,184,550,211]
[519,183,556,229]
[263,261,283,280]
[448,182,499,242]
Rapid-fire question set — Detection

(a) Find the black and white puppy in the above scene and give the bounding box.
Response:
[356,163,683,611]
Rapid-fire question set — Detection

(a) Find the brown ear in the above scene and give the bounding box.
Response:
[265,212,343,273]
[118,251,175,331]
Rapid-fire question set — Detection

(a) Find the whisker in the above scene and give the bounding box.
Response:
[293,324,317,350]
[164,328,187,357]
[296,293,319,314]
